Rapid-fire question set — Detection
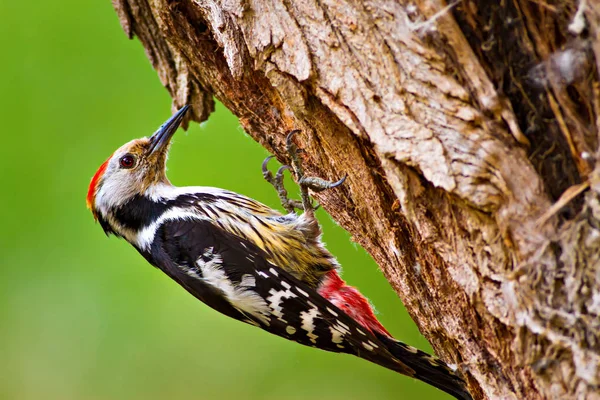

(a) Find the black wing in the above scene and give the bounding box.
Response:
[146,217,413,375]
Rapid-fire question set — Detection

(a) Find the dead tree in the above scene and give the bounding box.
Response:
[111,0,600,398]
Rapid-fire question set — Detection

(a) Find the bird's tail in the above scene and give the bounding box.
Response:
[318,271,471,400]
[318,270,473,400]
[374,333,472,400]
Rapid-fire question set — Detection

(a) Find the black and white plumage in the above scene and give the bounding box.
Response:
[87,106,472,400]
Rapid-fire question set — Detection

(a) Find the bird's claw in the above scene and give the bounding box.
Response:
[298,175,347,193]
[262,156,276,182]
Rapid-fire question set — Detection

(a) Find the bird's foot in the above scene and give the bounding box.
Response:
[261,130,346,215]
[262,157,304,213]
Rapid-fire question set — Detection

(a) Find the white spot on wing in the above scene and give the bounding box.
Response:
[296,287,309,297]
[329,320,350,345]
[329,320,350,347]
[257,271,269,278]
[300,306,320,344]
[269,267,279,277]
[267,287,297,323]
[197,249,270,324]
[337,321,350,330]
[286,326,296,335]
[240,274,255,287]
[326,307,338,317]
[329,326,344,344]
[362,342,374,351]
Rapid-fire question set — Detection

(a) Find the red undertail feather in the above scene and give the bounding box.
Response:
[87,157,110,216]
[318,270,392,337]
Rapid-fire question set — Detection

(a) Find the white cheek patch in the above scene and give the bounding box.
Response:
[95,170,137,214]
[95,148,147,213]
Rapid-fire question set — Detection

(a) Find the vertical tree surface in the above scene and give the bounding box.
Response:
[111,0,600,398]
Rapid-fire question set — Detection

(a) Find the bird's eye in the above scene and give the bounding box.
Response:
[119,154,136,169]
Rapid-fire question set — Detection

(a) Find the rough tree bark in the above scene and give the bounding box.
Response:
[111,0,600,398]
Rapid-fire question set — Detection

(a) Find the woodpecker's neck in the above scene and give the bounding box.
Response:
[96,182,175,238]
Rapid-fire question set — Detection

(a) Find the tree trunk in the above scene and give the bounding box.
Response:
[111,0,600,398]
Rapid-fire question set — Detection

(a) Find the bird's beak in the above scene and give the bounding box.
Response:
[148,105,190,155]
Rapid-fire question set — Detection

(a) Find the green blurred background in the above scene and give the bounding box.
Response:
[0,1,447,399]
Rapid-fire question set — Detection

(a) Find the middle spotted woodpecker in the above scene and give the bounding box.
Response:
[87,106,472,400]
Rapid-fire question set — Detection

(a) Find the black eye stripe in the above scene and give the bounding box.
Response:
[119,154,135,169]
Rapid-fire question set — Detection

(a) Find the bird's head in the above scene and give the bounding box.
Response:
[86,106,189,222]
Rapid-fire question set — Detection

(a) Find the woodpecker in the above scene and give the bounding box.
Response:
[87,106,472,400]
